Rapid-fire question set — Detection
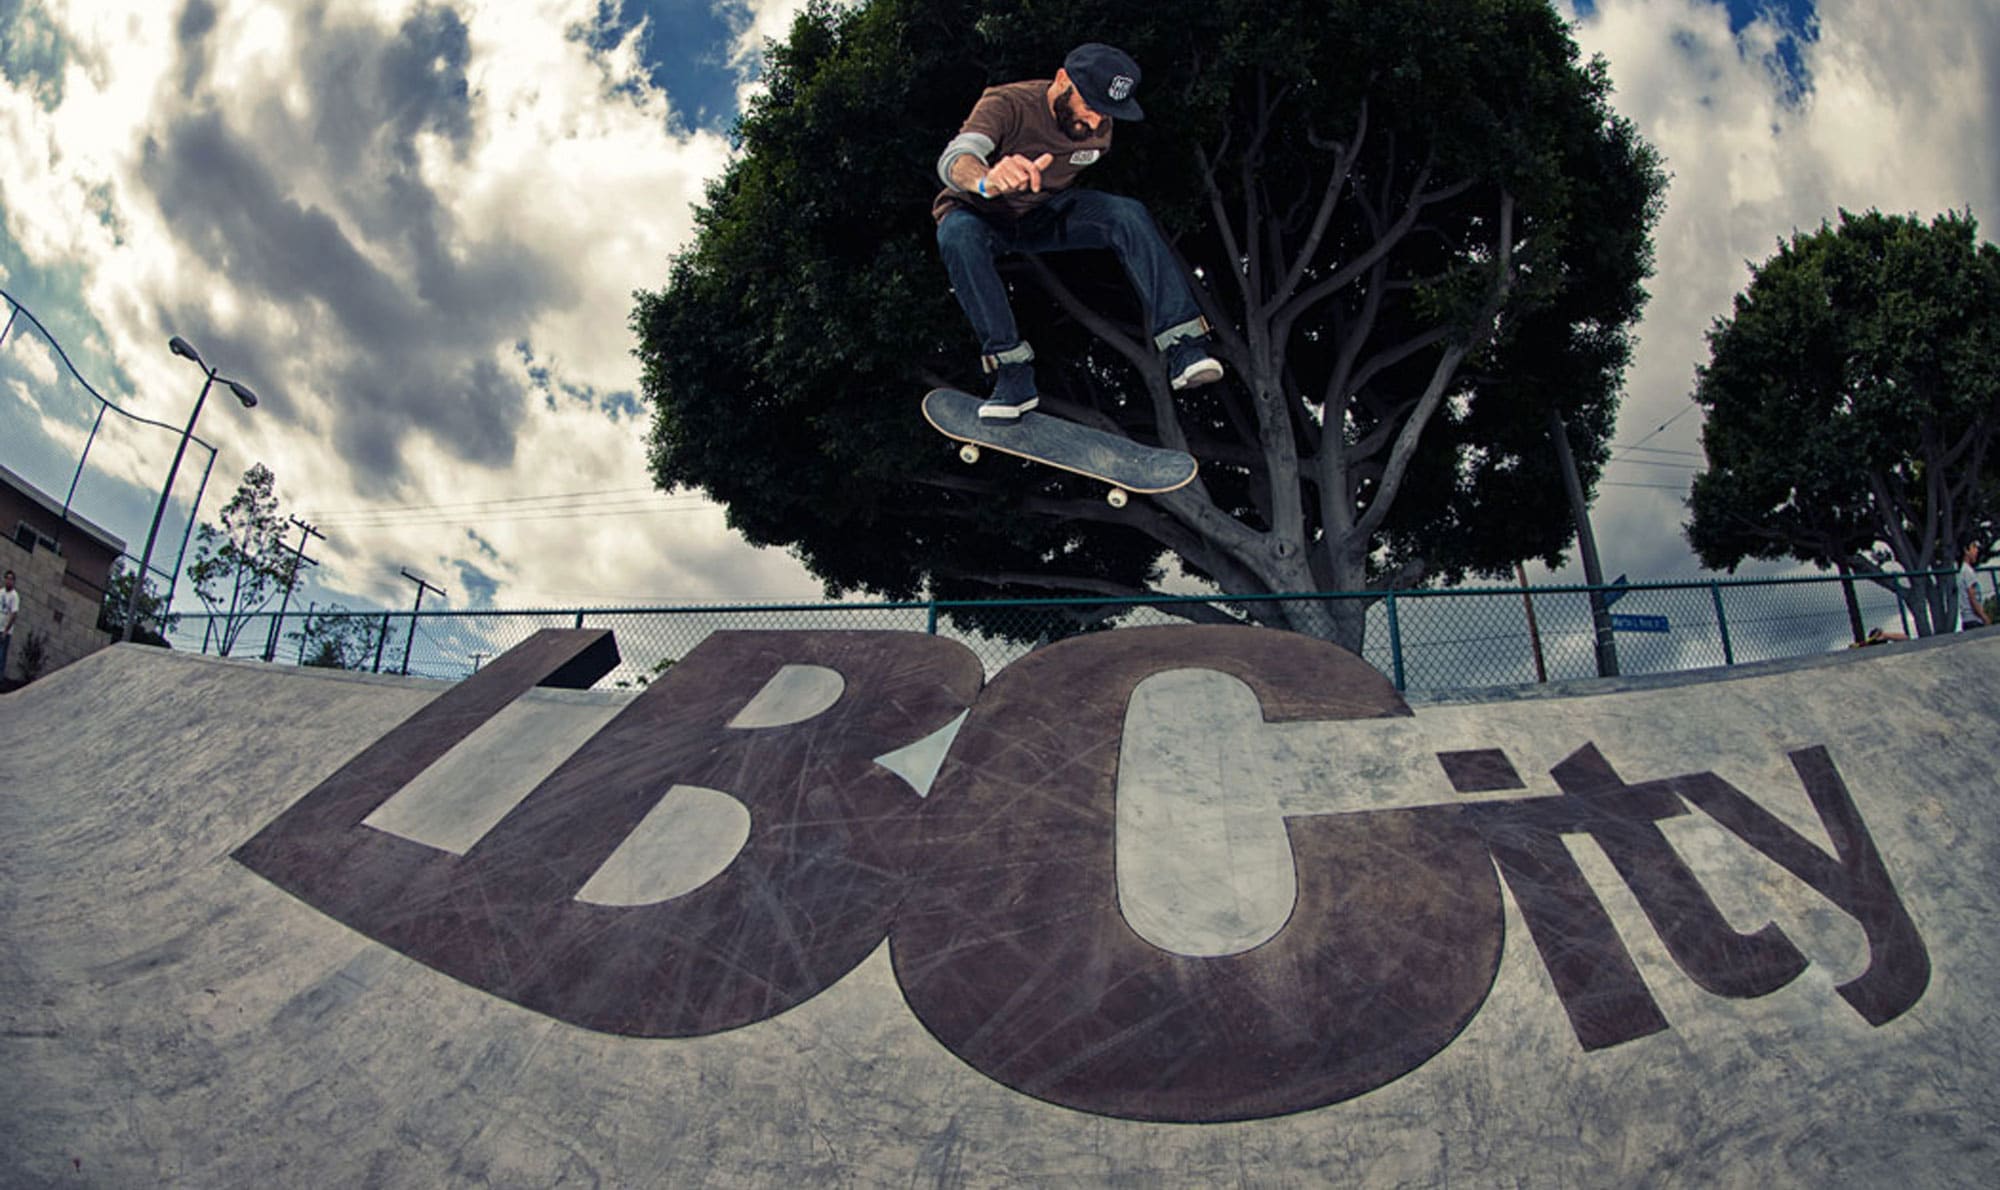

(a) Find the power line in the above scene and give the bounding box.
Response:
[299,486,662,518]
[1601,480,1692,492]
[1605,457,1701,472]
[310,493,717,530]
[317,505,716,531]
[1611,403,1701,463]
[1611,444,1703,459]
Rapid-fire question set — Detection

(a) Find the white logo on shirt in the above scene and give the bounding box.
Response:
[1070,149,1102,166]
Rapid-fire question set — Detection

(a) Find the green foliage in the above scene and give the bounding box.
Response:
[289,605,387,671]
[1686,209,2000,635]
[187,463,294,656]
[634,0,1664,643]
[613,655,678,689]
[98,558,178,646]
[16,630,49,682]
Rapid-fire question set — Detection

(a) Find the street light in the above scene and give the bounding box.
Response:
[122,337,260,642]
[168,336,259,407]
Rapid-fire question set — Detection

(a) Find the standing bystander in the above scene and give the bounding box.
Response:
[1960,543,1992,630]
[0,569,18,679]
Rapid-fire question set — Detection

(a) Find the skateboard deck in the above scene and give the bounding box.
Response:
[922,389,1197,506]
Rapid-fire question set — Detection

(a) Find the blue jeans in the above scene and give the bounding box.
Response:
[936,189,1206,359]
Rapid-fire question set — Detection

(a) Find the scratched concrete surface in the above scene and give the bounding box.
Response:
[2,632,1998,1187]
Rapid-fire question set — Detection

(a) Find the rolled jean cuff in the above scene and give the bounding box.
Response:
[1154,316,1212,351]
[981,341,1035,372]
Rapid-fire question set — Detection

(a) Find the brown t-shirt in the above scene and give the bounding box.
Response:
[931,79,1114,225]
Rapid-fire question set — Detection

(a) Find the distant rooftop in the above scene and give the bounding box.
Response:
[0,460,128,556]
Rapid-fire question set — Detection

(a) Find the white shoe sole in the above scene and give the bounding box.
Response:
[978,397,1038,420]
[1171,359,1225,390]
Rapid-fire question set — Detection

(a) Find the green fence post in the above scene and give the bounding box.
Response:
[926,602,939,635]
[1385,592,1406,691]
[1709,581,1735,666]
[574,611,585,629]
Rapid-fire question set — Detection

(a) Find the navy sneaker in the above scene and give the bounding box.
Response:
[980,362,1039,420]
[1166,338,1225,390]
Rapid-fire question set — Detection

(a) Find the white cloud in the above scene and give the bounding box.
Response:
[1559,0,2000,580]
[729,0,822,107]
[6,0,1993,625]
[6,330,61,389]
[1,0,826,615]
[446,3,732,388]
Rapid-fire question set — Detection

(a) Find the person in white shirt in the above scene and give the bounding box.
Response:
[0,569,19,679]
[1960,543,1992,630]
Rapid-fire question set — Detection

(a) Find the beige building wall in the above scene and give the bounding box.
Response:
[2,535,116,684]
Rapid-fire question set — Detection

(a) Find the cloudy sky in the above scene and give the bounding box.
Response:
[2,0,1995,621]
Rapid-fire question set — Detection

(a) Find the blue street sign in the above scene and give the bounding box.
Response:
[1611,613,1670,634]
[1603,575,1630,607]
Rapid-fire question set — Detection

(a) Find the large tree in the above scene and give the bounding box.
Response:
[634,0,1663,647]
[187,462,295,656]
[1686,210,2000,636]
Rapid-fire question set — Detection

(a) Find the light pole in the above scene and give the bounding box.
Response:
[123,336,259,643]
[1547,409,1619,678]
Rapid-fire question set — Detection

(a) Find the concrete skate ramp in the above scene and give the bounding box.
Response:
[3,627,1997,1186]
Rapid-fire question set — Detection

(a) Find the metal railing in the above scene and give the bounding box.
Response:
[157,566,1997,693]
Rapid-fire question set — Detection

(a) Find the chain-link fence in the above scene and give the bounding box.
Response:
[159,565,1996,693]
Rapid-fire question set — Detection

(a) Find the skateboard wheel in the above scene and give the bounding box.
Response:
[1106,487,1129,509]
[959,443,982,464]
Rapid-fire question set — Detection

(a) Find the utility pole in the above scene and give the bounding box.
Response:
[398,567,446,676]
[1516,560,1547,684]
[1548,410,1619,678]
[265,516,324,661]
[126,336,258,642]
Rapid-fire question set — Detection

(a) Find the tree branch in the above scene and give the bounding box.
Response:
[1353,191,1517,541]
[941,571,1253,627]
[1268,99,1367,316]
[1341,325,1454,430]
[1194,141,1256,317]
[1320,255,1391,413]
[1026,259,1151,373]
[1273,166,1473,346]
[1028,260,1196,454]
[1342,394,1424,465]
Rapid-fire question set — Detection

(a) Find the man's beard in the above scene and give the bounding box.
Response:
[1053,87,1095,141]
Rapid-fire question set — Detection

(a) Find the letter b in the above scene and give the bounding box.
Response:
[235,629,981,1036]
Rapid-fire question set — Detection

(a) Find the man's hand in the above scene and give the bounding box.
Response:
[983,153,1055,196]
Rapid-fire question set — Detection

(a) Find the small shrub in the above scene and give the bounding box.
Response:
[17,631,49,682]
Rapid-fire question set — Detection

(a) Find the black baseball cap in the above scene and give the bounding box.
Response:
[1063,43,1143,122]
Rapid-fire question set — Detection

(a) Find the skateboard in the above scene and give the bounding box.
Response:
[922,389,1198,508]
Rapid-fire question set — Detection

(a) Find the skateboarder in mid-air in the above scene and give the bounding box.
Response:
[933,43,1225,421]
